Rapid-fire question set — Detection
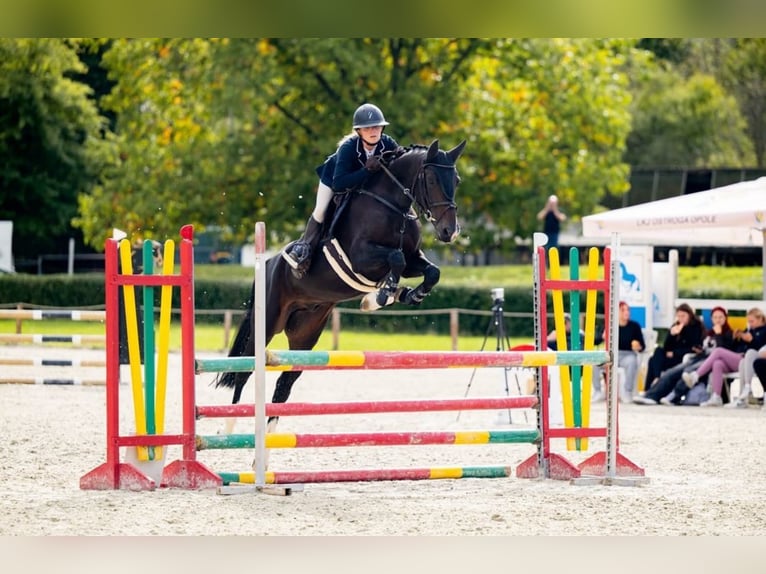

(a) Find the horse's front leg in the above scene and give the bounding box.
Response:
[376,249,407,306]
[398,250,440,306]
[360,248,406,311]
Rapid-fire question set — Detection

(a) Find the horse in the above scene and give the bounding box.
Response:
[214,139,466,416]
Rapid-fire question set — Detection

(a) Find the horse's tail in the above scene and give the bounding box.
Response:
[213,289,254,390]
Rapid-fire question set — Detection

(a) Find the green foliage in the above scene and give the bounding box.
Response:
[0,38,112,258]
[3,38,766,265]
[625,61,753,167]
[74,38,489,251]
[722,39,766,167]
[455,38,633,254]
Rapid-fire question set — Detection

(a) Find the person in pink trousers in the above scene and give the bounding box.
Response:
[682,307,766,406]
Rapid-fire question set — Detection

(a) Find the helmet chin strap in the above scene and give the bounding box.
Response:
[357,127,383,149]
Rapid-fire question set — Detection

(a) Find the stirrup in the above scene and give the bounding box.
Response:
[281,241,309,270]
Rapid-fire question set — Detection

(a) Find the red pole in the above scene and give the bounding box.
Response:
[180,225,196,462]
[104,239,120,483]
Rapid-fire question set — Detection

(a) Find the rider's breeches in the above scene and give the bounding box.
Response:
[312,182,334,223]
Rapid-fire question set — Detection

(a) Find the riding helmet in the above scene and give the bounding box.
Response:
[352,103,389,129]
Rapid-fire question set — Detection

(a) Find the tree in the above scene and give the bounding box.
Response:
[0,38,111,260]
[454,38,634,259]
[722,39,766,167]
[625,65,753,167]
[74,38,489,251]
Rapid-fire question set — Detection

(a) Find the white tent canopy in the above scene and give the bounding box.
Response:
[582,176,766,247]
[581,176,766,298]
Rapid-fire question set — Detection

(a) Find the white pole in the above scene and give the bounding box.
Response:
[607,233,620,478]
[762,230,766,301]
[253,222,267,487]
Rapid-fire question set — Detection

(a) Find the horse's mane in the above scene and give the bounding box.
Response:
[382,143,428,165]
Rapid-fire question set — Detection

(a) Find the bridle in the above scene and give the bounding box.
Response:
[369,151,458,226]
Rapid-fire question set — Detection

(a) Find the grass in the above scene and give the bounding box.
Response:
[0,319,531,353]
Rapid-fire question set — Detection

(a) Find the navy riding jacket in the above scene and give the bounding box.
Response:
[315,133,399,191]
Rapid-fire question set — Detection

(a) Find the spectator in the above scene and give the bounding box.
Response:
[728,316,766,408]
[536,194,566,250]
[751,354,766,411]
[614,301,646,402]
[634,305,734,405]
[642,303,704,394]
[682,307,766,407]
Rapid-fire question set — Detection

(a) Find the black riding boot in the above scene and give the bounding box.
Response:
[282,216,323,279]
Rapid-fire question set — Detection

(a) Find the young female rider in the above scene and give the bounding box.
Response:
[282,103,400,278]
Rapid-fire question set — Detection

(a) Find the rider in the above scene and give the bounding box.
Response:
[282,102,400,278]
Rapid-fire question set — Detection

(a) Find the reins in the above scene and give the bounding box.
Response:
[353,148,458,250]
[376,152,457,224]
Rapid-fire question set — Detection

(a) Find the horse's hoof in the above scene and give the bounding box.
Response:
[376,290,392,307]
[360,292,381,312]
[404,290,425,305]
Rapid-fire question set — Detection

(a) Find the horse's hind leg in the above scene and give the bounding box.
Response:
[258,305,333,469]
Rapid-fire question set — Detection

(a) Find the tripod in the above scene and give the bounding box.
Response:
[459,294,527,424]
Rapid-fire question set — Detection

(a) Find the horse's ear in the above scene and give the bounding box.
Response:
[447,140,467,163]
[426,139,439,161]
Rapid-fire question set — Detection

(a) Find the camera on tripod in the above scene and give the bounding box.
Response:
[490,287,505,311]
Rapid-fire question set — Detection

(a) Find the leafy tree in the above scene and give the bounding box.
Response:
[625,65,753,167]
[74,38,489,251]
[455,38,633,259]
[648,38,762,167]
[722,38,766,167]
[0,38,110,260]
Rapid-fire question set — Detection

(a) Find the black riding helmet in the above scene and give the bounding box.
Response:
[352,103,390,129]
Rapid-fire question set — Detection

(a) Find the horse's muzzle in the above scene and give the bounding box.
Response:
[436,222,460,243]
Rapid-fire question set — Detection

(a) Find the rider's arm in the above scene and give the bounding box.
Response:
[332,138,370,191]
[332,134,399,191]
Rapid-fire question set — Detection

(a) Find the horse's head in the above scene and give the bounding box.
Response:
[388,139,465,243]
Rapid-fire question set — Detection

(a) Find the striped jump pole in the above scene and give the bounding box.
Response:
[0,358,106,367]
[195,349,610,374]
[0,377,107,386]
[218,466,512,485]
[0,334,105,345]
[196,396,538,419]
[196,428,541,450]
[0,309,105,321]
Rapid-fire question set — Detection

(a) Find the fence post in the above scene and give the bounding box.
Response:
[450,308,459,351]
[223,310,232,351]
[332,308,341,350]
[15,303,22,334]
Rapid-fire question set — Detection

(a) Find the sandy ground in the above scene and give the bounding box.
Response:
[2,343,766,537]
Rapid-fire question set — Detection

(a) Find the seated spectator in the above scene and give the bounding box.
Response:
[751,355,766,411]
[634,306,733,405]
[682,307,766,407]
[729,320,766,408]
[642,303,704,393]
[547,313,605,401]
[616,301,645,402]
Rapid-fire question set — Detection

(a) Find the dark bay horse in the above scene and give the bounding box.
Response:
[214,139,466,412]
